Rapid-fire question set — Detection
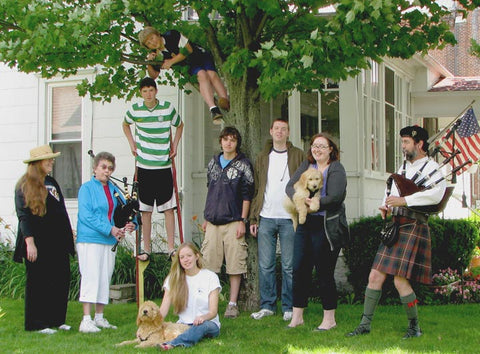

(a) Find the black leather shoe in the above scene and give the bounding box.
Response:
[402,319,422,339]
[345,326,370,337]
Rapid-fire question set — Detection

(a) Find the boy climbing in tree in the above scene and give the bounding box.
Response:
[138,27,229,125]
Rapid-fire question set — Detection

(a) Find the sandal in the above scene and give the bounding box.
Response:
[137,252,150,261]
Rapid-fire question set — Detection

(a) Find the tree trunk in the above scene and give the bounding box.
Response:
[223,74,261,311]
[224,76,262,158]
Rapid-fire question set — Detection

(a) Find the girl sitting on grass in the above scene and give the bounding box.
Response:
[158,242,221,350]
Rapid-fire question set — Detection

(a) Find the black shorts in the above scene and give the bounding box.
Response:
[137,167,173,209]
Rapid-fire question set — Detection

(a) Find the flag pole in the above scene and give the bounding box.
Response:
[427,99,476,146]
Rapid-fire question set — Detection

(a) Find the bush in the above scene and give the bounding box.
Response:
[0,244,171,301]
[344,216,480,304]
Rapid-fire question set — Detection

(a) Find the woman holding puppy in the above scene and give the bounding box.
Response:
[285,133,349,331]
[158,242,221,350]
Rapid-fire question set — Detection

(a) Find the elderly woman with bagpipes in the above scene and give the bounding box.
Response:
[76,151,137,333]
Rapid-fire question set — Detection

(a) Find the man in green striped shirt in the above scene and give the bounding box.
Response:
[122,78,184,260]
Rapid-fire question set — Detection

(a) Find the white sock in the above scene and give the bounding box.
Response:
[228,301,237,306]
[209,106,217,110]
[83,315,91,321]
[94,313,104,320]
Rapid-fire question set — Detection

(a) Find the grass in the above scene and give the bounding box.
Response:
[0,298,479,353]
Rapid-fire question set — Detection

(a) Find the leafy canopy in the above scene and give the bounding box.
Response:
[1,0,479,102]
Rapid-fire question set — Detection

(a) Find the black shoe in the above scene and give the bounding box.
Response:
[402,319,422,339]
[345,326,370,337]
[211,106,224,125]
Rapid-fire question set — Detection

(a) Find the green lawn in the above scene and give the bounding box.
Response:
[0,298,479,353]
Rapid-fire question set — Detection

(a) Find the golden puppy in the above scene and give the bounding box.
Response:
[116,300,189,348]
[284,168,323,230]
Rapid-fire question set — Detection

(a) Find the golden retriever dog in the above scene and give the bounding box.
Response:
[116,301,189,348]
[284,168,323,230]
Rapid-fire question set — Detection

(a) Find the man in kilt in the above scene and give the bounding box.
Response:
[347,125,446,339]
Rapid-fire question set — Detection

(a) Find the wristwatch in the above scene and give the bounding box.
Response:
[242,218,249,224]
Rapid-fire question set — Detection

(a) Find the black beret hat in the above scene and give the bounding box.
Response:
[400,125,429,142]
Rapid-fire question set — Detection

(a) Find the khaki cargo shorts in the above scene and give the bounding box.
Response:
[201,221,248,275]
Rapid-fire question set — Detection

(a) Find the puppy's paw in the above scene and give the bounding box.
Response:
[298,215,306,224]
[309,199,320,212]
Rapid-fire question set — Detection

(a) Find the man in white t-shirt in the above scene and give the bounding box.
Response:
[249,119,305,321]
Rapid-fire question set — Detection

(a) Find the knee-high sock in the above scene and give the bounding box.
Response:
[359,287,382,328]
[400,292,418,320]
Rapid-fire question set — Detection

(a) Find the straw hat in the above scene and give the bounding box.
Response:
[23,145,61,164]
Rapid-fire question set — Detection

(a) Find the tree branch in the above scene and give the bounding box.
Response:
[120,52,162,66]
[0,19,23,31]
[195,7,225,67]
[253,12,269,42]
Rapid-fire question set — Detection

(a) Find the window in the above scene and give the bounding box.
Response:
[362,61,411,173]
[363,61,382,171]
[301,80,340,151]
[385,67,396,173]
[48,85,82,198]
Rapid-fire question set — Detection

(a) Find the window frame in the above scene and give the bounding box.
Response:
[38,72,94,202]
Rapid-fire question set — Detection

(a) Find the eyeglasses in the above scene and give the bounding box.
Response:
[311,144,330,150]
[98,164,114,171]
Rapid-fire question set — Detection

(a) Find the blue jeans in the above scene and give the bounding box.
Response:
[257,217,295,313]
[167,320,220,348]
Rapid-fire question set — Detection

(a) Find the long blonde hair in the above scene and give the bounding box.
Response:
[16,161,48,216]
[167,242,204,314]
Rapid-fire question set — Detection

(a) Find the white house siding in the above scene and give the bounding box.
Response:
[0,64,40,232]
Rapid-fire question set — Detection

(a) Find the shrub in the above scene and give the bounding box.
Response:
[0,243,171,301]
[344,216,479,304]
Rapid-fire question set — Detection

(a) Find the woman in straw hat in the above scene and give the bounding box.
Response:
[14,145,75,334]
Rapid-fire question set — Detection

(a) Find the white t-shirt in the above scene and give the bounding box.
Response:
[164,268,221,328]
[260,150,291,219]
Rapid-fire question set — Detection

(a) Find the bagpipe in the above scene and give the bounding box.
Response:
[386,102,477,215]
[386,154,469,214]
[88,150,140,251]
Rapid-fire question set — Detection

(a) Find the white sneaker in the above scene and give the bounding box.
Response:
[250,308,275,320]
[283,311,293,321]
[58,324,71,331]
[94,317,117,329]
[79,319,101,333]
[38,328,57,334]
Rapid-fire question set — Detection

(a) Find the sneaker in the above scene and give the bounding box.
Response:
[79,319,101,333]
[38,328,56,334]
[217,97,230,111]
[251,308,274,320]
[224,304,239,318]
[283,311,293,321]
[58,324,71,331]
[94,317,117,329]
[211,106,224,125]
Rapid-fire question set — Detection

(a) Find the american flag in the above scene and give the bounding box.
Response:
[438,108,480,174]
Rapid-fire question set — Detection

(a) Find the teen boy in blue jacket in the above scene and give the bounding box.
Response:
[201,127,254,319]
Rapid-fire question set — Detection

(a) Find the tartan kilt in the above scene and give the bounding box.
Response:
[372,221,432,284]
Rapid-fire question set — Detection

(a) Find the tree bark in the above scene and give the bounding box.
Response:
[223,72,262,311]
